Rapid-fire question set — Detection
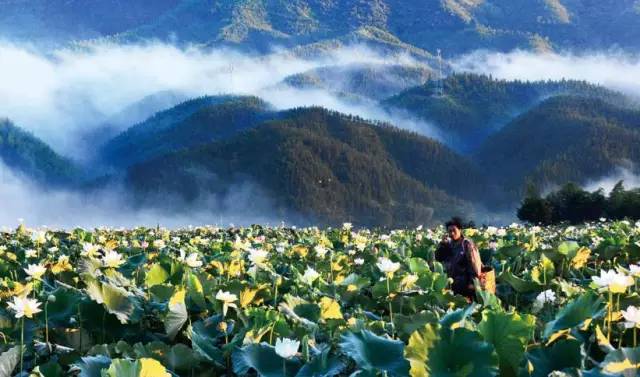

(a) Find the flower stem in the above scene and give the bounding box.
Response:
[45,302,49,345]
[20,318,24,375]
[282,359,286,377]
[386,276,395,338]
[607,290,613,342]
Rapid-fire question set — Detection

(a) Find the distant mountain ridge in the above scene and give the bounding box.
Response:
[2,0,639,54]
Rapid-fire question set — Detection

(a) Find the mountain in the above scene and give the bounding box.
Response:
[2,1,639,54]
[0,119,79,185]
[123,107,486,227]
[99,95,273,168]
[383,73,630,153]
[281,63,431,101]
[0,0,180,46]
[475,95,640,198]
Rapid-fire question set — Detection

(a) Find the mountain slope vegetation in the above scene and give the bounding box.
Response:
[124,107,486,227]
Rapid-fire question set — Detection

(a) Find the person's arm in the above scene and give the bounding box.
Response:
[465,239,483,278]
[435,238,450,263]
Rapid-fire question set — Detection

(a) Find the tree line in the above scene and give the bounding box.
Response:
[517,181,640,224]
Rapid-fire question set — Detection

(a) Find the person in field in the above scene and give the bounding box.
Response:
[435,217,484,301]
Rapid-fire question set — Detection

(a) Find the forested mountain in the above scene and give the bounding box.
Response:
[0,119,79,185]
[99,95,273,168]
[2,0,639,54]
[476,96,640,199]
[281,63,431,101]
[383,74,631,152]
[123,107,485,227]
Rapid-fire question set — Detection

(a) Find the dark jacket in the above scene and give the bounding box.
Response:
[435,237,482,298]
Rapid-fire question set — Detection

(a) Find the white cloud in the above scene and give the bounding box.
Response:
[0,41,437,156]
[452,49,640,97]
[585,166,640,194]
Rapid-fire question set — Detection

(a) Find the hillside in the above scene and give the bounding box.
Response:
[124,107,486,227]
[99,95,272,168]
[2,1,639,54]
[281,63,431,101]
[0,119,79,185]
[476,95,640,198]
[383,74,630,152]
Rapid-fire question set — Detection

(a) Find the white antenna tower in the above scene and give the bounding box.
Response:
[434,49,444,97]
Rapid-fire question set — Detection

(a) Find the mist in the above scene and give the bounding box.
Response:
[0,41,439,157]
[585,167,640,194]
[0,161,299,229]
[452,50,640,97]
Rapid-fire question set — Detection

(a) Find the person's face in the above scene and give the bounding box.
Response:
[447,225,462,241]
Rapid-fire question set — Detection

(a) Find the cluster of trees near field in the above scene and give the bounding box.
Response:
[518,181,640,224]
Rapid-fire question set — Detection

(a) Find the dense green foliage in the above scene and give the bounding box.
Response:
[125,107,485,227]
[99,96,271,168]
[1,220,640,376]
[0,119,78,185]
[477,95,640,200]
[282,64,431,101]
[384,73,631,152]
[519,181,640,224]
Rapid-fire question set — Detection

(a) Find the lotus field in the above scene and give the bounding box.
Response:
[0,221,639,377]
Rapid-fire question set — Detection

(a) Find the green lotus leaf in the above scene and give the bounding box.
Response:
[525,339,582,377]
[0,346,21,377]
[32,360,64,377]
[499,271,542,293]
[295,345,345,377]
[71,355,112,377]
[405,323,499,377]
[232,343,302,377]
[164,288,188,340]
[145,264,169,288]
[543,291,605,339]
[190,316,225,365]
[478,310,535,377]
[601,347,640,377]
[339,330,409,376]
[84,275,143,324]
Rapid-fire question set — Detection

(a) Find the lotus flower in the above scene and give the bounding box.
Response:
[376,257,400,276]
[215,290,238,316]
[592,269,634,293]
[102,250,124,268]
[622,306,640,329]
[535,289,556,304]
[24,263,46,279]
[275,337,299,359]
[7,296,42,319]
[247,248,269,265]
[301,267,320,285]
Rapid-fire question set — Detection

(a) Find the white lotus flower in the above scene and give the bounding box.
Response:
[31,231,46,244]
[247,248,269,265]
[7,296,42,318]
[216,290,238,316]
[592,269,634,293]
[376,257,400,276]
[622,306,640,329]
[82,243,100,257]
[314,245,329,259]
[342,223,352,230]
[179,249,202,268]
[102,250,124,268]
[301,267,320,285]
[354,258,365,265]
[535,289,556,304]
[275,337,300,359]
[153,239,166,249]
[629,264,640,277]
[24,263,46,279]
[486,226,497,236]
[24,249,37,258]
[496,229,507,237]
